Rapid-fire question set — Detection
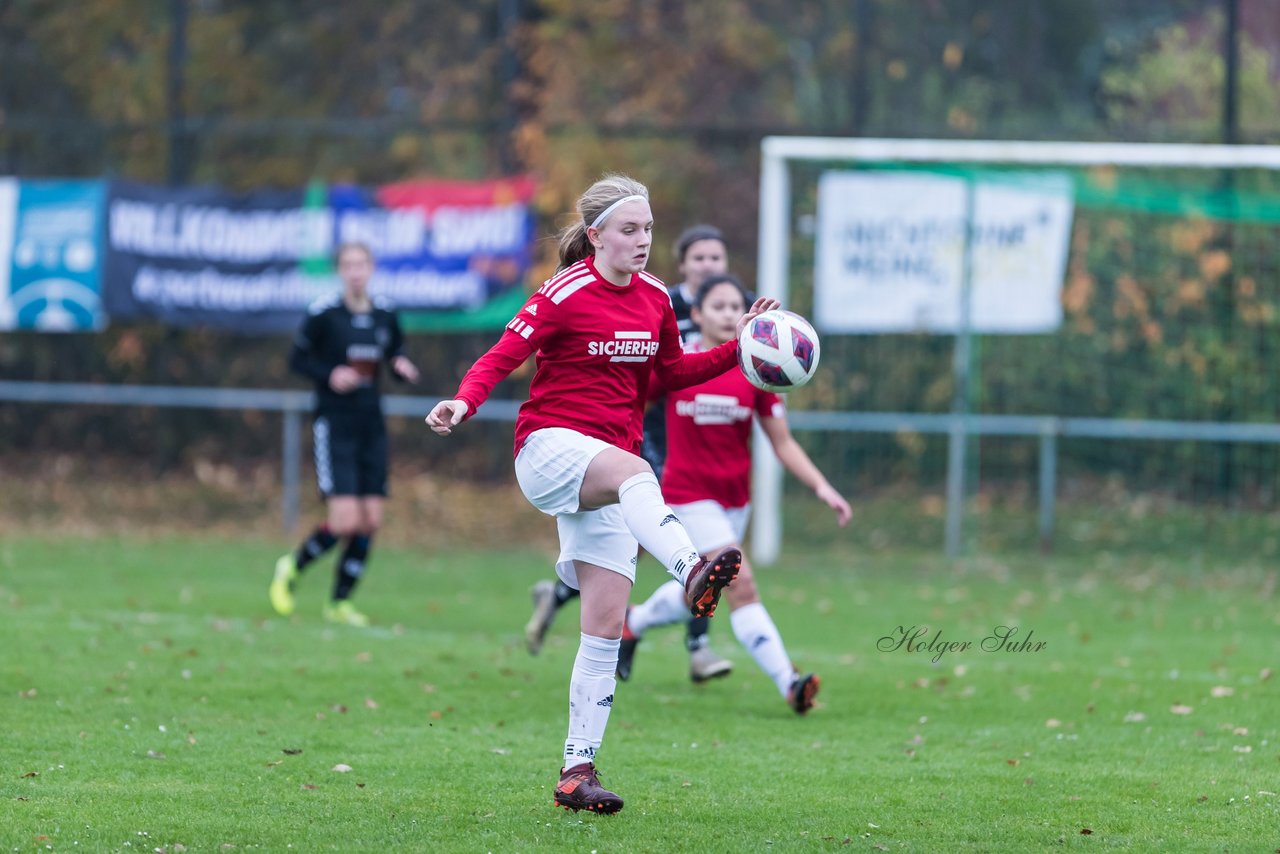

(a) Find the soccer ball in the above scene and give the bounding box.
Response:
[738,309,821,392]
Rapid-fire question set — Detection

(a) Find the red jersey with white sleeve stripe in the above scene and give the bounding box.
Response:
[452,256,740,457]
[658,340,785,509]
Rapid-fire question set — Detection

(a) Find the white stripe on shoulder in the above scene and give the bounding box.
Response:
[539,261,589,295]
[307,293,342,315]
[548,273,594,304]
[638,271,671,295]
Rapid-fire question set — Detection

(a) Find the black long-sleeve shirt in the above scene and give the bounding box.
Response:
[289,294,407,414]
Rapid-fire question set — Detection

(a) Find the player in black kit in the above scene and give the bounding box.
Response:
[523,225,736,683]
[269,241,419,626]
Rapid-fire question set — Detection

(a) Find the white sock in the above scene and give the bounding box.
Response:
[730,602,794,697]
[563,633,619,771]
[617,472,700,585]
[627,580,689,637]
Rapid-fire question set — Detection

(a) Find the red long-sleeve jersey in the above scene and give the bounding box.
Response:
[453,257,739,458]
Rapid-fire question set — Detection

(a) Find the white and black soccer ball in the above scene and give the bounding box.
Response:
[737,309,821,392]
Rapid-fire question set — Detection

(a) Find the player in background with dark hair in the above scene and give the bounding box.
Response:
[427,174,778,813]
[619,273,851,713]
[524,225,735,683]
[269,241,419,626]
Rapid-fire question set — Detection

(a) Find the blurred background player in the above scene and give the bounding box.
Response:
[427,174,776,813]
[269,241,419,626]
[524,225,736,682]
[618,273,851,714]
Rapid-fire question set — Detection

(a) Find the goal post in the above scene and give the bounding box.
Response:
[752,137,1280,566]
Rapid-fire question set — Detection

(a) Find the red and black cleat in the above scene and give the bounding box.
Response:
[553,763,624,814]
[788,672,821,715]
[683,547,742,618]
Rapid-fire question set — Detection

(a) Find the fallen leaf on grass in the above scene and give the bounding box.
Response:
[1045,719,1061,728]
[1260,668,1272,682]
[1233,727,1249,736]
[265,761,283,768]
[146,750,166,760]
[301,784,317,790]
[332,764,352,773]
[1080,828,1093,835]
[282,748,303,755]
[364,698,378,710]
[429,710,443,720]
[18,689,37,699]
[354,652,372,663]
[1170,705,1193,715]
[21,772,38,778]
[1007,759,1020,766]
[331,704,348,714]
[1210,686,1234,698]
[1123,711,1146,723]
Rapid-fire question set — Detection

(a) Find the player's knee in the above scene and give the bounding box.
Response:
[726,564,759,606]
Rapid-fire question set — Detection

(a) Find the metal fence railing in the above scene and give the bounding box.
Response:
[7,381,1280,561]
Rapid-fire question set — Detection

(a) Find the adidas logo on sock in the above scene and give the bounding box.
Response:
[659,514,678,526]
[575,746,596,758]
[596,694,614,707]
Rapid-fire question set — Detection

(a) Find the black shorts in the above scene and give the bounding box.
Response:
[640,400,667,479]
[312,410,388,498]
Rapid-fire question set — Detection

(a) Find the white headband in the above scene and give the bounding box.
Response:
[589,194,647,232]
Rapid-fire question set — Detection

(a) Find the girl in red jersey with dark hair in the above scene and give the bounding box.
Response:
[618,274,852,715]
[426,174,779,814]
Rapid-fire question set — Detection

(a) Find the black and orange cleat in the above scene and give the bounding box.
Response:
[683,547,741,618]
[553,763,624,814]
[616,607,639,682]
[787,672,820,715]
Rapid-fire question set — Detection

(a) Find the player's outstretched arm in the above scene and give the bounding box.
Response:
[426,400,469,436]
[760,413,852,527]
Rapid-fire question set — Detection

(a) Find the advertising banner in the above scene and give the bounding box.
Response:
[102,176,537,332]
[0,179,105,331]
[814,170,1075,334]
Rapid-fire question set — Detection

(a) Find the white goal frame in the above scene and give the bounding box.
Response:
[752,136,1280,565]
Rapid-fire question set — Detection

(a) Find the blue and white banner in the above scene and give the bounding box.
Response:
[814,170,1075,334]
[102,176,537,332]
[0,179,105,332]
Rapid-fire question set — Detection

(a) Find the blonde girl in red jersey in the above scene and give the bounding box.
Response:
[426,175,779,814]
[619,274,852,715]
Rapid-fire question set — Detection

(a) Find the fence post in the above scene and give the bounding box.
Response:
[945,176,977,559]
[1038,419,1058,553]
[282,407,301,532]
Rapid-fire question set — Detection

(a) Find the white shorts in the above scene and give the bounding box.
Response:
[515,427,638,589]
[670,500,751,554]
[515,427,614,516]
[554,504,638,590]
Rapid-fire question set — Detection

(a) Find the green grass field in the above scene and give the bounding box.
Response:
[2,534,1277,852]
